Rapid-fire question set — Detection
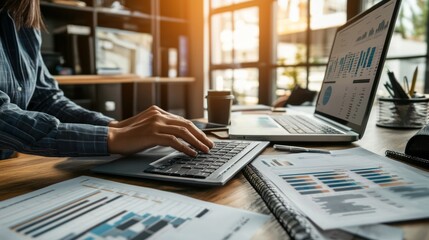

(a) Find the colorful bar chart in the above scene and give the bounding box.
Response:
[280,170,367,195]
[351,167,410,187]
[1,177,268,240]
[326,47,377,80]
[86,211,198,239]
[10,190,209,240]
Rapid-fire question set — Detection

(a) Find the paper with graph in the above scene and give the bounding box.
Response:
[252,147,429,229]
[0,176,268,240]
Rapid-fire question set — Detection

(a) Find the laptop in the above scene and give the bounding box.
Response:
[229,0,401,143]
[92,140,269,186]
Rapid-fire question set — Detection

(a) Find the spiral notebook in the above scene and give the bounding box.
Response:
[243,165,323,240]
[385,150,429,169]
[385,121,429,169]
[244,147,429,239]
[243,163,405,240]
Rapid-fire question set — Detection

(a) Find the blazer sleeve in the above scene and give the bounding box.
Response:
[0,90,109,157]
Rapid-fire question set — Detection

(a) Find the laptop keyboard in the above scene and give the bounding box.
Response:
[273,115,342,134]
[144,141,252,179]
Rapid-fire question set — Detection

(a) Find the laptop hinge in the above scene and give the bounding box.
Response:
[314,114,354,132]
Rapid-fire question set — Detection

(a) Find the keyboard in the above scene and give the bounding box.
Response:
[144,141,252,179]
[92,140,269,186]
[272,115,342,134]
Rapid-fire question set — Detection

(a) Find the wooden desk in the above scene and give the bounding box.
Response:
[0,110,428,239]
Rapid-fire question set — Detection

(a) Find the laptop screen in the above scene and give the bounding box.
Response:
[315,0,400,135]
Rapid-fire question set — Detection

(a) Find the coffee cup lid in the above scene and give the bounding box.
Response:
[207,90,232,96]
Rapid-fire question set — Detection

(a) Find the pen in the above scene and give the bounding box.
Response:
[403,76,409,94]
[273,144,331,154]
[409,66,418,97]
[387,70,409,99]
[384,82,395,98]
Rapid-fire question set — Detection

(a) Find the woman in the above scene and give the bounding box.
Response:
[0,0,213,159]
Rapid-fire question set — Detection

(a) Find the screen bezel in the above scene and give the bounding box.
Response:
[314,0,402,139]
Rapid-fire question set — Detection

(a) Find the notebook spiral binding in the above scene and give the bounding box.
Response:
[243,165,322,240]
[385,150,429,168]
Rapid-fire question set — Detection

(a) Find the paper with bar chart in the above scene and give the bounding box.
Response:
[316,0,396,125]
[252,147,429,229]
[0,177,268,240]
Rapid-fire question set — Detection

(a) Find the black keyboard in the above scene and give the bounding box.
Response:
[144,141,252,179]
[273,115,342,134]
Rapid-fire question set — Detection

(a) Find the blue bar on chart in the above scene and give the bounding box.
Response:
[290,182,318,187]
[351,167,410,187]
[363,47,370,67]
[333,186,365,192]
[367,47,376,67]
[300,190,330,195]
[295,185,323,191]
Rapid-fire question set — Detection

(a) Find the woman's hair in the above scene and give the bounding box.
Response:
[0,0,44,29]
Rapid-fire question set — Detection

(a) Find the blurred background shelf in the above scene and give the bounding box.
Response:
[40,0,192,120]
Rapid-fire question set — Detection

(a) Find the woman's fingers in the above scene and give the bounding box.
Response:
[156,134,199,157]
[108,106,215,156]
[158,125,210,153]
[163,118,214,149]
[110,105,173,128]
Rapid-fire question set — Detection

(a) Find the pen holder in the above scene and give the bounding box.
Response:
[377,97,429,129]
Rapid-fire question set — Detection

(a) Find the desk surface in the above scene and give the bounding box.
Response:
[0,109,428,239]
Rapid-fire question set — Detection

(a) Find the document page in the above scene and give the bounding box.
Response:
[252,147,429,229]
[0,176,269,240]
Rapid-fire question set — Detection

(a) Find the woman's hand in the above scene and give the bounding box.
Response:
[108,106,214,156]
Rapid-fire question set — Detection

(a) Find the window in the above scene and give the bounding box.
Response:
[209,1,260,105]
[274,0,347,100]
[211,7,259,64]
[212,68,259,104]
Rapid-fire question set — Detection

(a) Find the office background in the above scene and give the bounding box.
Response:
[40,0,428,119]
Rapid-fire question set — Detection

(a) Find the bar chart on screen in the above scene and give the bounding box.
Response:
[326,46,380,80]
[0,177,268,240]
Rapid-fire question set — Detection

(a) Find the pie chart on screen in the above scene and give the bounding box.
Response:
[323,86,332,105]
